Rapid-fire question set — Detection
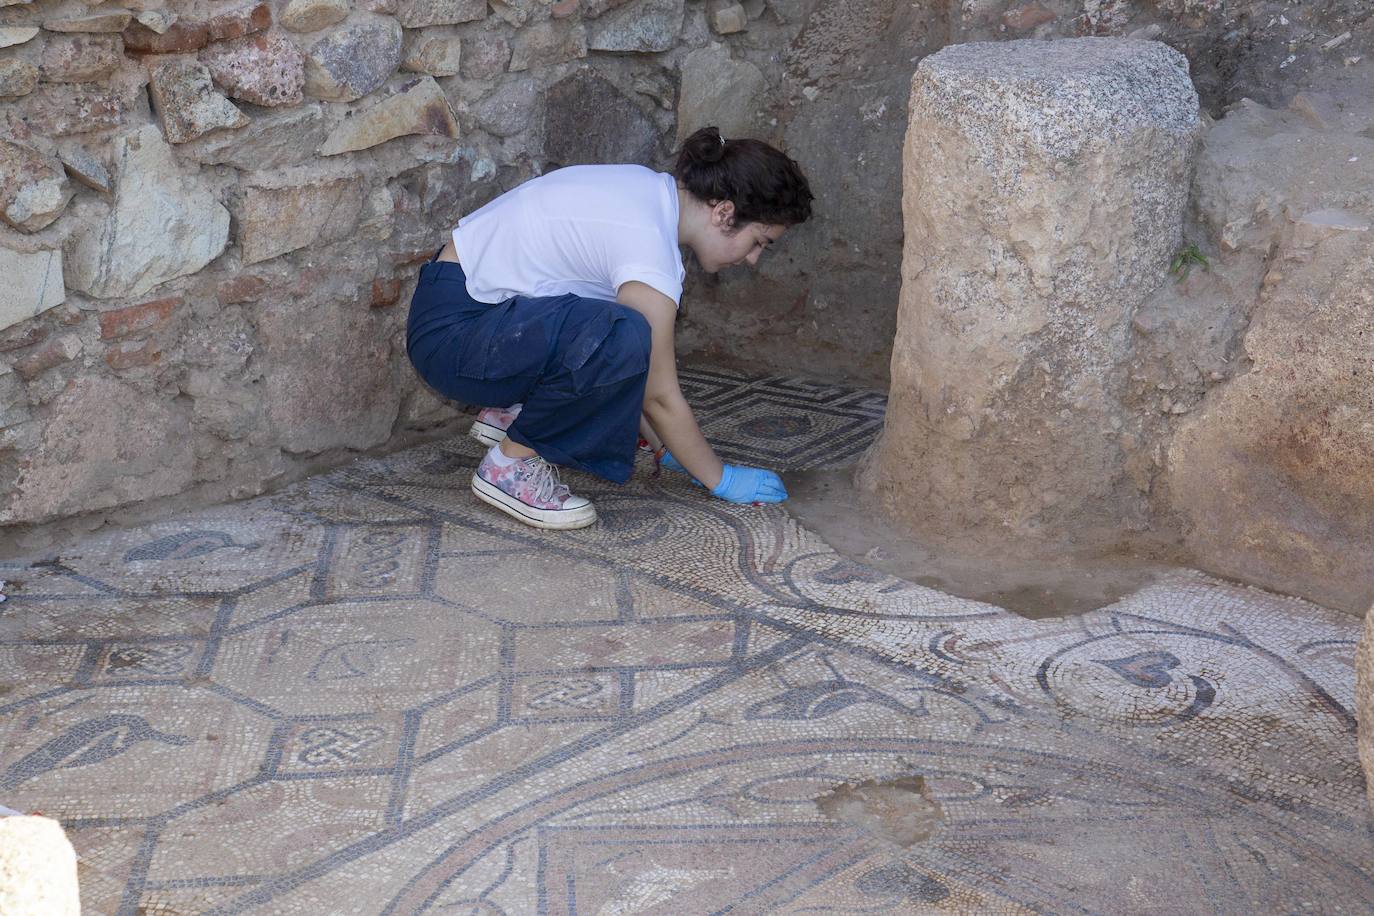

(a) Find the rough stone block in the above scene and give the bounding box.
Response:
[205,2,273,42]
[0,375,195,523]
[509,19,586,72]
[402,32,462,77]
[13,84,134,135]
[43,10,133,32]
[281,0,350,32]
[40,34,124,83]
[13,332,81,380]
[0,27,39,48]
[67,125,230,298]
[201,34,306,107]
[471,73,539,137]
[0,139,73,233]
[462,32,509,79]
[0,318,50,352]
[304,15,402,101]
[177,104,327,169]
[1001,1,1055,32]
[0,248,64,332]
[235,176,365,264]
[0,60,38,99]
[149,57,249,143]
[257,298,401,452]
[861,39,1200,539]
[57,141,110,192]
[0,817,79,915]
[98,294,182,339]
[319,75,458,155]
[708,2,747,34]
[216,273,270,303]
[581,0,632,15]
[396,0,484,28]
[586,0,682,52]
[134,10,176,34]
[487,0,543,27]
[370,275,401,306]
[104,337,162,369]
[543,69,657,165]
[122,19,209,54]
[676,44,765,145]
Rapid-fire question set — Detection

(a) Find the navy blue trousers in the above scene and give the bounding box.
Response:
[406,258,652,484]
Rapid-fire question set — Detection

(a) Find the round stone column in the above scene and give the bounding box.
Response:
[860,38,1201,541]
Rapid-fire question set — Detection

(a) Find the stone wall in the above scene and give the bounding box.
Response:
[0,0,744,543]
[681,0,1373,386]
[1,0,1370,542]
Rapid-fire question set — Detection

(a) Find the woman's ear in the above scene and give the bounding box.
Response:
[712,200,736,229]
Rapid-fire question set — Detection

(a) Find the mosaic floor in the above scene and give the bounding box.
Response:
[1,366,1371,915]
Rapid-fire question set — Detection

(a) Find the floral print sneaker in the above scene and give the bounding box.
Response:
[471,450,596,530]
[468,403,523,447]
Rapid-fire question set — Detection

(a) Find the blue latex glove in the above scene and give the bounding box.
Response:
[659,450,686,474]
[711,464,788,504]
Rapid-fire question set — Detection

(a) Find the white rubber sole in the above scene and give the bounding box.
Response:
[471,474,597,530]
[468,420,507,448]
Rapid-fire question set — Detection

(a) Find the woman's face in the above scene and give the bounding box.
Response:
[693,201,786,273]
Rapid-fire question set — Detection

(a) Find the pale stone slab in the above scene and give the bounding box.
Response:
[509,19,586,72]
[43,10,133,31]
[396,0,484,28]
[586,0,682,52]
[0,138,72,233]
[177,104,327,169]
[281,0,349,32]
[58,141,110,192]
[0,817,79,915]
[304,15,402,102]
[67,125,230,298]
[401,32,461,77]
[319,75,458,155]
[148,57,249,144]
[234,176,364,263]
[2,374,195,521]
[676,44,765,145]
[708,1,746,34]
[134,10,176,33]
[0,27,38,48]
[0,59,38,99]
[0,247,64,332]
[40,34,123,83]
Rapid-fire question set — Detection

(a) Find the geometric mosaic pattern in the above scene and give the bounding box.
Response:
[0,368,1370,914]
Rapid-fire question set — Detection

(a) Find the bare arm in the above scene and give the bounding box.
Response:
[616,281,724,490]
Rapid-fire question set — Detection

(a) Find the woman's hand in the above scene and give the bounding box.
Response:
[711,464,788,504]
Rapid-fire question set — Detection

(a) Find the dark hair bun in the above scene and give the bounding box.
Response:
[673,126,814,228]
[679,125,726,166]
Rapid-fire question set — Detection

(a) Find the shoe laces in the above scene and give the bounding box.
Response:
[518,457,571,504]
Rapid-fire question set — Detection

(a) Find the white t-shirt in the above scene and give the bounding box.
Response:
[452,164,686,306]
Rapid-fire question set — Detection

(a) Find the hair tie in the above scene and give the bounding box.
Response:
[718,133,726,147]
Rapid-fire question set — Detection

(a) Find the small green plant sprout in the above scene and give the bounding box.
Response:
[1170,243,1209,281]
